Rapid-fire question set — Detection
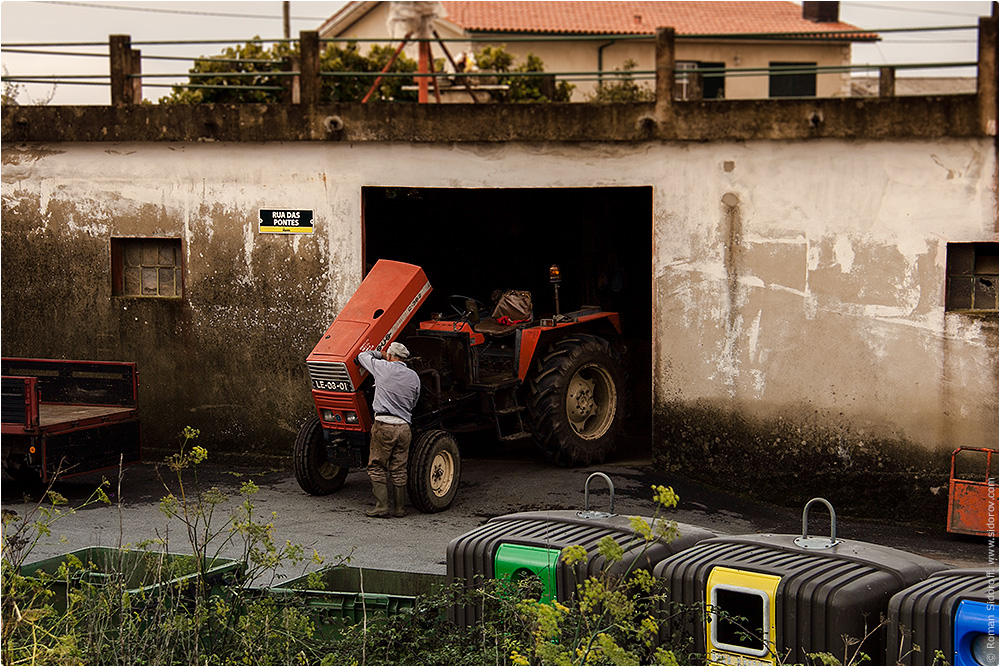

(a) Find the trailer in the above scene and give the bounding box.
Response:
[1,358,141,486]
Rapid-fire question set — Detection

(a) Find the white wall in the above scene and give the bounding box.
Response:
[3,137,996,456]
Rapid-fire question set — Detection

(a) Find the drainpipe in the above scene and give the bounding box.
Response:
[597,40,616,90]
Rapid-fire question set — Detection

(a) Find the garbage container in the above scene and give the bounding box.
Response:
[446,473,717,627]
[19,547,244,612]
[887,568,998,666]
[255,565,445,637]
[653,498,949,666]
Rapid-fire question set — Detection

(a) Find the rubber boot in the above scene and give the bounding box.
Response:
[392,485,407,517]
[365,482,391,518]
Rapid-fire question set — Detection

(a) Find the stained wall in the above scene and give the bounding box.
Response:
[2,136,996,516]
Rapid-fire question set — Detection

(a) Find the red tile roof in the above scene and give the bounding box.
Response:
[440,1,874,40]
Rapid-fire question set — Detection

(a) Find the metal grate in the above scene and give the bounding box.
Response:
[307,361,354,392]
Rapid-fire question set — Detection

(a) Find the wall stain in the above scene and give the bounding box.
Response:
[652,401,951,526]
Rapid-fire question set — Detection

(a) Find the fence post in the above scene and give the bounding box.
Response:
[130,48,142,103]
[109,35,133,107]
[687,72,704,101]
[654,27,675,121]
[300,30,320,105]
[977,15,998,135]
[282,56,300,104]
[878,66,895,98]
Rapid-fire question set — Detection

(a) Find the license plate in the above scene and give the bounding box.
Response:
[312,379,352,392]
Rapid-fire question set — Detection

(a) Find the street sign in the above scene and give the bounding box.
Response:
[259,209,314,234]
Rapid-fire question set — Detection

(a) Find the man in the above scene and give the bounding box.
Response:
[356,342,421,518]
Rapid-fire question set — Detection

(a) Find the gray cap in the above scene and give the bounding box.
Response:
[387,342,411,359]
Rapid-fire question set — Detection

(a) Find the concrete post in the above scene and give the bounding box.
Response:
[687,72,704,101]
[655,27,675,121]
[109,35,133,107]
[299,30,321,106]
[878,66,895,98]
[282,56,300,104]
[977,16,997,136]
[130,49,142,104]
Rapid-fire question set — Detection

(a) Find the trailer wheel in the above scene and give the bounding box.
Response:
[527,335,626,466]
[293,416,348,496]
[407,430,460,513]
[2,455,43,491]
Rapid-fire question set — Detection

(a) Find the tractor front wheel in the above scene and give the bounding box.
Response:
[407,429,461,513]
[527,335,626,466]
[293,416,349,495]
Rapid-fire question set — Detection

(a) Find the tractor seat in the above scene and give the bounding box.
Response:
[473,290,532,338]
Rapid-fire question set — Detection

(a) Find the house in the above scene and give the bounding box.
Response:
[318,1,877,100]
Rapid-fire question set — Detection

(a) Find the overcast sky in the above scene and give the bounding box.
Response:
[0,1,993,105]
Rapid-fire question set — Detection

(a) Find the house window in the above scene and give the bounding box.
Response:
[111,238,183,298]
[946,242,998,312]
[768,62,816,98]
[675,61,725,100]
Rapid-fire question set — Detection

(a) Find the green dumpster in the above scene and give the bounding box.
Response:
[255,565,445,637]
[19,547,245,612]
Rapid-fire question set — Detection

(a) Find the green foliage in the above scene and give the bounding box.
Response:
[1,427,339,665]
[586,59,655,103]
[509,485,686,665]
[473,45,574,102]
[160,39,418,104]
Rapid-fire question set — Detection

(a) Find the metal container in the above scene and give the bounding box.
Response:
[887,568,998,666]
[19,547,244,612]
[256,565,445,637]
[447,473,717,627]
[653,498,950,666]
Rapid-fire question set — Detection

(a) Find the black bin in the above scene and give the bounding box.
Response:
[653,498,949,665]
[447,509,716,627]
[887,568,998,666]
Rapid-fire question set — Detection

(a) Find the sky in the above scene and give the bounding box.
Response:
[0,0,993,105]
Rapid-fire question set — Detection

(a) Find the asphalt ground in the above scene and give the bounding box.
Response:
[2,431,993,583]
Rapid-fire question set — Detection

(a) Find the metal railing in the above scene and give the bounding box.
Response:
[0,22,992,105]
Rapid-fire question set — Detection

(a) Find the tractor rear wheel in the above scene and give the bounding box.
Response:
[293,416,349,495]
[527,335,626,466]
[407,429,460,513]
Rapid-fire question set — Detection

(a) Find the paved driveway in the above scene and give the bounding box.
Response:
[2,435,991,583]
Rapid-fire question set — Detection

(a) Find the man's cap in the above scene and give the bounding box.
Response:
[387,342,410,359]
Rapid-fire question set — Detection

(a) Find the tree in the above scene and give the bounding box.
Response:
[160,38,418,104]
[587,59,655,103]
[473,46,574,102]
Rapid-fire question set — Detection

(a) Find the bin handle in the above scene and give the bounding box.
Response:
[794,497,842,549]
[578,472,616,519]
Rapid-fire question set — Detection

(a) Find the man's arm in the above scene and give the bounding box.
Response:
[356,350,383,374]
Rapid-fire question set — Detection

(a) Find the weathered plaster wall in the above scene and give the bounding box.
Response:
[2,138,996,518]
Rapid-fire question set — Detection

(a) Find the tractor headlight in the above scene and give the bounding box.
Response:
[321,410,343,423]
[345,412,359,424]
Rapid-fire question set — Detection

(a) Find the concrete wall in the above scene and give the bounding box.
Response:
[2,136,996,517]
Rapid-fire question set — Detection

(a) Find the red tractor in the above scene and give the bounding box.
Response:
[294,260,628,513]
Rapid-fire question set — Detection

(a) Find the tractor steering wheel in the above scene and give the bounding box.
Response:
[449,295,485,323]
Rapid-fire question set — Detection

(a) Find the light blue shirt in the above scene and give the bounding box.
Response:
[356,350,421,425]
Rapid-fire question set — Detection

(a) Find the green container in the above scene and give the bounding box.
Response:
[19,547,244,612]
[258,565,445,637]
[493,544,560,603]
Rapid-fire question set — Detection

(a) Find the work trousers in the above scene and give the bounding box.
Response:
[367,421,411,486]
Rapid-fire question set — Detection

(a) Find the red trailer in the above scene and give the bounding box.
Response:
[1,358,141,486]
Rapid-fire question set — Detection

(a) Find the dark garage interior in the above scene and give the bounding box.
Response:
[363,186,654,443]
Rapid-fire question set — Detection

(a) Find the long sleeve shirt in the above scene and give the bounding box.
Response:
[356,350,421,425]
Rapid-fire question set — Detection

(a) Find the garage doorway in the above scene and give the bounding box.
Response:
[362,186,654,453]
